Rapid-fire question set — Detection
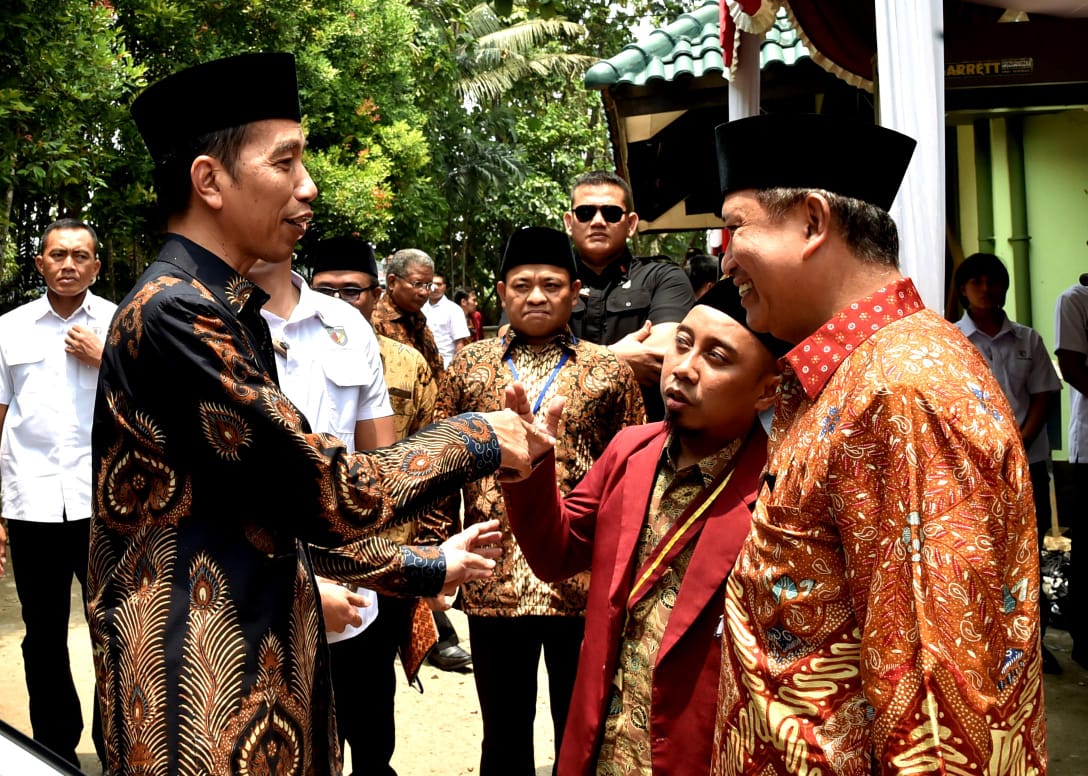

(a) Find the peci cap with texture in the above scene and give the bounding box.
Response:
[131,52,302,166]
[714,114,916,212]
[499,227,577,280]
[696,280,792,359]
[307,237,379,278]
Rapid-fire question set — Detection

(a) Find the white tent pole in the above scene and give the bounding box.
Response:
[875,0,946,312]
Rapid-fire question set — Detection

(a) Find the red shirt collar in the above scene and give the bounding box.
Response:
[784,277,926,399]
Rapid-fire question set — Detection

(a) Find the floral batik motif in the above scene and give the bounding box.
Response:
[90,235,499,775]
[713,279,1046,776]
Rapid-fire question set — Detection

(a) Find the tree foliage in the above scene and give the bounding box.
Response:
[1,0,698,314]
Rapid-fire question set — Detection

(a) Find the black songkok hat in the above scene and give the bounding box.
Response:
[131,52,302,166]
[308,237,379,277]
[714,114,916,212]
[499,227,577,279]
[696,280,792,359]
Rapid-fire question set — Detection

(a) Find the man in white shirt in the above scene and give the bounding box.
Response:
[0,218,116,769]
[1055,275,1088,667]
[423,272,471,367]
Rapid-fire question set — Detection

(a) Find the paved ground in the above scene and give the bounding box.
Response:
[1,570,1084,774]
[0,572,555,775]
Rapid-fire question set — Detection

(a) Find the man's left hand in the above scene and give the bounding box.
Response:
[439,519,503,596]
[65,324,105,368]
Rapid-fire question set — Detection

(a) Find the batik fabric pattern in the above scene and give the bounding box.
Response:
[432,328,646,616]
[378,334,437,442]
[598,438,740,775]
[712,277,1046,775]
[89,235,500,776]
[371,292,444,381]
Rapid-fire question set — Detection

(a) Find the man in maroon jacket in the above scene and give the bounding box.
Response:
[501,281,788,775]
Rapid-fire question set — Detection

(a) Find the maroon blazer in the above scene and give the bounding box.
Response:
[502,421,765,776]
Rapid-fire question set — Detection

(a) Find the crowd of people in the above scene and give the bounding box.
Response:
[0,50,1075,776]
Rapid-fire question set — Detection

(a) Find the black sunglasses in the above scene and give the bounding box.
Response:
[572,204,627,224]
[313,284,378,302]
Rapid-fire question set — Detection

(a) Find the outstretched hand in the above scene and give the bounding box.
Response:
[439,518,504,596]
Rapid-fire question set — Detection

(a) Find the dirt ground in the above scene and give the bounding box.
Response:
[0,571,556,775]
[2,565,1087,775]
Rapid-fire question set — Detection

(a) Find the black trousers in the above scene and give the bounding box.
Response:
[467,614,585,776]
[433,608,459,647]
[1068,463,1088,659]
[7,516,104,767]
[329,594,414,776]
[1030,461,1053,633]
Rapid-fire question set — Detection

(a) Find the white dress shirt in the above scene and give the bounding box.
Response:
[261,272,392,642]
[956,313,1061,464]
[0,291,117,522]
[423,294,470,367]
[1055,282,1088,462]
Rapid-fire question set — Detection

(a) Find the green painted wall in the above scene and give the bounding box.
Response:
[956,110,1088,459]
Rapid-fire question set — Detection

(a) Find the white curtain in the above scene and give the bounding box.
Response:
[875,0,946,312]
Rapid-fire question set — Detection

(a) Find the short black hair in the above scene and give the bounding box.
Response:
[453,288,473,305]
[684,253,720,291]
[571,170,634,212]
[153,125,251,218]
[39,219,99,255]
[953,252,1009,308]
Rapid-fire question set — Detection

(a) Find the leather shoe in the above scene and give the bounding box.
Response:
[428,644,473,672]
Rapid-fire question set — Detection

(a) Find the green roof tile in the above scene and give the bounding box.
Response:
[585,2,809,90]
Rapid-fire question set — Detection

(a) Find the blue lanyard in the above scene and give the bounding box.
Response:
[506,345,573,416]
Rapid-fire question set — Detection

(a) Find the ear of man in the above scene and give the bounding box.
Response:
[801,192,833,260]
[191,155,226,211]
[755,372,782,413]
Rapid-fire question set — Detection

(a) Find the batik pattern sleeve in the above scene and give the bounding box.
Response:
[97,288,498,551]
[89,251,502,776]
[715,309,1045,776]
[838,382,1042,771]
[412,357,468,545]
[309,537,445,597]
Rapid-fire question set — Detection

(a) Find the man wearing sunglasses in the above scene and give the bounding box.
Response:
[563,171,695,420]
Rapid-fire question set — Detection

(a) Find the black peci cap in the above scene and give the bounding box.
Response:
[131,52,302,167]
[714,114,916,212]
[307,237,379,277]
[695,280,792,359]
[499,227,577,280]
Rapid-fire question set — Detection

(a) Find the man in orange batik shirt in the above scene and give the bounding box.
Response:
[711,113,1045,775]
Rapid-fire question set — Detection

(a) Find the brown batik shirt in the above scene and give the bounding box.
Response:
[371,292,444,382]
[432,328,646,617]
[89,235,501,776]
